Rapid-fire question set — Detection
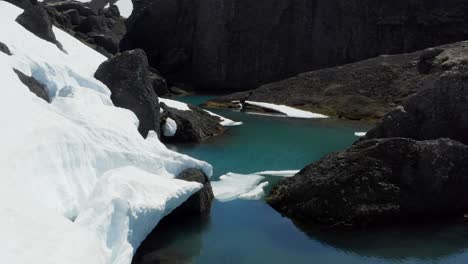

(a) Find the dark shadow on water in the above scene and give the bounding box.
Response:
[293,218,468,261]
[132,215,211,264]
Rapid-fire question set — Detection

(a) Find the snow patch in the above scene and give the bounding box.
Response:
[115,0,133,17]
[163,117,177,137]
[211,173,266,202]
[254,170,300,177]
[239,181,269,200]
[245,100,328,119]
[354,132,367,137]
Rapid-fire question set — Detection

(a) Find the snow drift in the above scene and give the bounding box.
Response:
[0,2,211,264]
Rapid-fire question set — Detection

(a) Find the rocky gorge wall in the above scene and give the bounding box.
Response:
[121,0,468,91]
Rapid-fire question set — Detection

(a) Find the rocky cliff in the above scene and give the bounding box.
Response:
[121,0,468,91]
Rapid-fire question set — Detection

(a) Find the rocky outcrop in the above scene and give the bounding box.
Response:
[206,41,468,121]
[160,102,225,143]
[13,69,50,103]
[268,138,468,228]
[44,0,126,56]
[6,0,62,49]
[94,49,165,138]
[170,168,214,218]
[121,0,468,91]
[0,42,11,55]
[364,49,468,144]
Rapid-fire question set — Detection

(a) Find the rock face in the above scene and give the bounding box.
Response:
[6,0,62,49]
[121,0,468,91]
[0,42,11,55]
[94,49,164,137]
[170,168,214,218]
[160,102,225,143]
[206,41,468,121]
[13,69,50,103]
[268,138,468,228]
[44,0,126,56]
[364,51,468,144]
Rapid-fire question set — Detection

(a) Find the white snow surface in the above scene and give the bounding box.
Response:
[0,2,211,264]
[160,97,242,126]
[254,170,300,177]
[115,0,133,17]
[211,173,266,202]
[355,132,367,137]
[163,117,177,137]
[238,181,269,200]
[245,100,329,119]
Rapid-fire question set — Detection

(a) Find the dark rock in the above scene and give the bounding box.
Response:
[87,32,118,54]
[149,68,169,96]
[364,64,468,145]
[169,168,214,218]
[206,41,468,121]
[76,15,107,34]
[160,102,226,143]
[0,42,12,56]
[94,49,161,138]
[63,9,81,26]
[100,4,120,18]
[267,138,468,228]
[12,0,62,49]
[45,0,97,17]
[13,69,50,103]
[121,0,468,91]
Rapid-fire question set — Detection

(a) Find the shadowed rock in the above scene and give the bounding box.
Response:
[13,69,50,103]
[94,49,163,138]
[0,42,12,55]
[268,138,468,228]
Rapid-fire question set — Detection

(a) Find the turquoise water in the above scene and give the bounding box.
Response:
[133,96,468,264]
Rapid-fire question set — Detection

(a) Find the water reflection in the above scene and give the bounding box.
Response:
[295,220,468,261]
[132,215,211,264]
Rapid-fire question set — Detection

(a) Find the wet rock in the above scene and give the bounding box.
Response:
[94,49,162,138]
[268,138,468,228]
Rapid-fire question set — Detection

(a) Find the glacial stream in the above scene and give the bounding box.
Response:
[132,96,468,264]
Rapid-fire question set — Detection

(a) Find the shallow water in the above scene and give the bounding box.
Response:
[133,95,468,264]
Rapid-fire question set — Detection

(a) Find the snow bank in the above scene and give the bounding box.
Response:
[239,181,269,200]
[0,2,211,263]
[245,100,328,119]
[211,173,267,202]
[354,132,367,137]
[163,117,177,136]
[75,167,202,264]
[254,170,300,177]
[160,97,242,126]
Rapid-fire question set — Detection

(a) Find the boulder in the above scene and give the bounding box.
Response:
[13,69,50,103]
[10,0,62,49]
[121,0,468,91]
[169,168,214,218]
[267,138,468,228]
[364,47,468,144]
[0,42,12,55]
[160,102,225,143]
[206,41,468,121]
[94,49,162,138]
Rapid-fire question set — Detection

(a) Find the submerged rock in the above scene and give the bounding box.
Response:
[95,49,163,138]
[13,69,50,103]
[160,102,225,143]
[268,138,468,228]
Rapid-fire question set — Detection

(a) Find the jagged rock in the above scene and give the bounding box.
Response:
[121,0,468,91]
[94,49,162,138]
[364,66,468,145]
[9,0,62,49]
[0,42,12,55]
[206,41,468,121]
[44,1,126,56]
[160,103,225,143]
[13,69,50,103]
[268,138,468,228]
[168,168,214,218]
